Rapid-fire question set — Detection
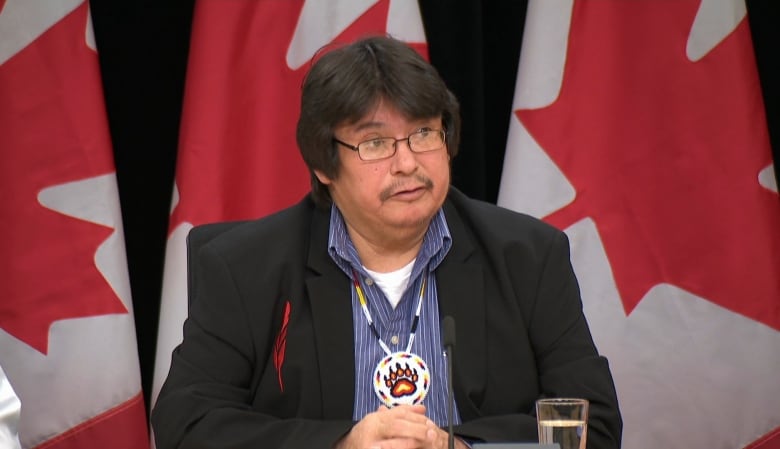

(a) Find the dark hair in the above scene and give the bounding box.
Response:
[296,35,461,208]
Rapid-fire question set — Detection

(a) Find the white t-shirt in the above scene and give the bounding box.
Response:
[364,258,416,309]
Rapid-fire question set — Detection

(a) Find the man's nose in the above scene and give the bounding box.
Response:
[390,138,417,171]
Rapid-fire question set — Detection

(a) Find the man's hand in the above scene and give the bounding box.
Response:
[334,405,468,449]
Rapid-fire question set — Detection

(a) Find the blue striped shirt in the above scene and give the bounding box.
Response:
[327,206,461,426]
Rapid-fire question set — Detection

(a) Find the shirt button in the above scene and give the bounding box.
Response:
[365,277,374,286]
[390,335,400,345]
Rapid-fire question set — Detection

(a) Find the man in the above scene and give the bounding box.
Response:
[152,35,622,449]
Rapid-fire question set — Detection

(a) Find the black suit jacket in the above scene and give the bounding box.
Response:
[152,188,622,449]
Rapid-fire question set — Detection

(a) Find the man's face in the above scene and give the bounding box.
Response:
[315,100,450,240]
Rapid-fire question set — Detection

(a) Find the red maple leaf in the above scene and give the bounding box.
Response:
[0,3,127,354]
[171,0,423,229]
[517,1,780,329]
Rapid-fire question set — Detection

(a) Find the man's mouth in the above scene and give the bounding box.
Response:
[380,176,433,201]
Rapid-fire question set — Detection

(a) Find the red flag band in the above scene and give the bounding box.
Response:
[499,1,780,448]
[0,2,149,448]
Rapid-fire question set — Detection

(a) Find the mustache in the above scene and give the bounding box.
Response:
[379,174,434,201]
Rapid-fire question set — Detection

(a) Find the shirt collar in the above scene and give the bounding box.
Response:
[327,205,452,278]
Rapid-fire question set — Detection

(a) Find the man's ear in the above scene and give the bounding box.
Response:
[313,169,332,185]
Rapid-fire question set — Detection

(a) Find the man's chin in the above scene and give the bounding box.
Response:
[386,209,437,230]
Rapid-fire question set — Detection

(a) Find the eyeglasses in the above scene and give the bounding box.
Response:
[333,129,446,161]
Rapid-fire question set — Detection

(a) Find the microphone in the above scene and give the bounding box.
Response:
[442,316,456,449]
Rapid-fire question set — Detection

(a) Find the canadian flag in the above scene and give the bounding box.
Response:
[150,0,428,420]
[0,1,149,449]
[498,1,780,448]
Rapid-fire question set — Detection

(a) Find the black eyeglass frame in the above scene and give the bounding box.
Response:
[332,129,446,161]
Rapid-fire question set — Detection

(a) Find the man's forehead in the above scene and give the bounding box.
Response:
[338,97,441,129]
[340,113,442,134]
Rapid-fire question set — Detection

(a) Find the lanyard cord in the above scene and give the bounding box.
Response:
[351,267,426,355]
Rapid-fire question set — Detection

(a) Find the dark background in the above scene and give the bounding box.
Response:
[88,0,780,415]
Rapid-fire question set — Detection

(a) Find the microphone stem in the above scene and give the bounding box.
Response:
[446,345,454,449]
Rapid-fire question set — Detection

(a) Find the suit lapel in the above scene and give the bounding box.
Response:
[306,206,355,419]
[437,197,487,419]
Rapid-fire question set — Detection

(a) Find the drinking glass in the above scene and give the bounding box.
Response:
[536,398,588,449]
